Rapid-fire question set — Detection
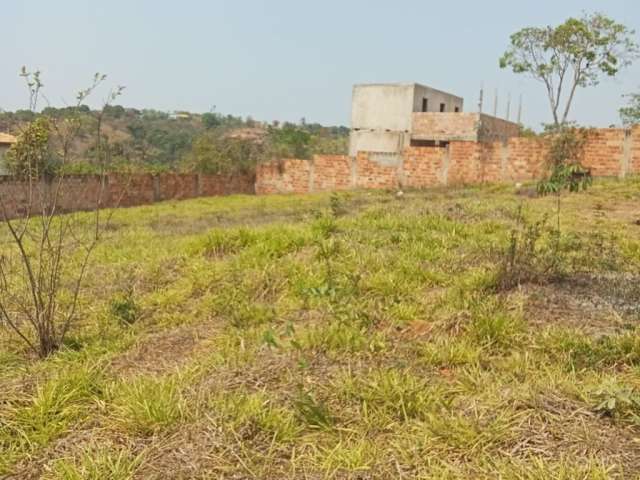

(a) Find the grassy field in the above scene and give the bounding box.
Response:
[1,179,640,479]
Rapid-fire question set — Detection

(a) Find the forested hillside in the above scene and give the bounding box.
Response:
[0,107,349,174]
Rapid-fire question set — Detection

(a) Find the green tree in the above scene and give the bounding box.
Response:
[268,125,311,159]
[620,90,640,125]
[183,132,264,175]
[5,117,57,178]
[202,112,222,129]
[500,13,638,127]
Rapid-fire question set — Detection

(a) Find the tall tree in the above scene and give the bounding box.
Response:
[620,90,640,125]
[500,13,638,127]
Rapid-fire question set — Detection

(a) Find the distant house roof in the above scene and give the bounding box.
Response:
[0,133,17,145]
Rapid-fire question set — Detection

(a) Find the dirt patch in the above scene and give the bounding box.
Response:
[110,323,218,376]
[520,273,640,335]
[131,421,296,480]
[509,392,640,476]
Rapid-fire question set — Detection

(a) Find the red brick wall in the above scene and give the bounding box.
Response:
[477,142,503,183]
[354,153,398,189]
[255,159,312,194]
[403,146,448,188]
[582,129,625,177]
[448,141,481,185]
[412,113,479,141]
[631,126,640,175]
[107,174,156,207]
[254,127,640,195]
[0,173,254,220]
[504,137,547,181]
[255,155,356,194]
[312,155,352,191]
[251,126,640,195]
[477,114,522,142]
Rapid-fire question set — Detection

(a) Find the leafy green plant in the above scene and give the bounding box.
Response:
[593,385,640,421]
[293,390,334,429]
[109,286,139,326]
[537,126,592,195]
[329,192,347,218]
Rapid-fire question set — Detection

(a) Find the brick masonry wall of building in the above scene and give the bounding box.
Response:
[0,173,254,219]
[411,113,522,143]
[255,126,640,194]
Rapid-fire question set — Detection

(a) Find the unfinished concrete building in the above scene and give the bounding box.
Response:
[349,83,520,158]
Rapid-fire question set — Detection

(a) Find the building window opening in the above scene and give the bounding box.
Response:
[422,98,428,112]
[410,139,450,148]
[440,103,446,112]
[454,106,460,113]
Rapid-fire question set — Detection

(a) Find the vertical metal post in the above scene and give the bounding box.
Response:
[517,94,523,124]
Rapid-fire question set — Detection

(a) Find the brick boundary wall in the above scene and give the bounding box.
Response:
[0,172,254,219]
[2,126,637,219]
[255,126,640,194]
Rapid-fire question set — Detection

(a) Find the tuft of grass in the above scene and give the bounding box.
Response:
[109,376,187,435]
[318,437,378,476]
[338,368,451,422]
[44,446,143,480]
[209,391,302,442]
[0,363,105,474]
[293,321,385,355]
[539,327,640,370]
[196,228,255,257]
[109,288,139,326]
[420,335,484,368]
[6,364,104,446]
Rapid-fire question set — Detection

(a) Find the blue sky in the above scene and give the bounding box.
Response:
[1,0,639,129]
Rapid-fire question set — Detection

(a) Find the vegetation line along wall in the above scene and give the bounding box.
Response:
[256,126,640,194]
[0,173,255,220]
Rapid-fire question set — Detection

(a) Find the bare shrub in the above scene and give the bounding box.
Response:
[0,69,124,358]
[494,207,563,291]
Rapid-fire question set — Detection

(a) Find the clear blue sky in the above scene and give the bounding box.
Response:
[1,0,639,129]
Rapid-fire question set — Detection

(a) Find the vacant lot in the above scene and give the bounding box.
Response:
[1,179,640,479]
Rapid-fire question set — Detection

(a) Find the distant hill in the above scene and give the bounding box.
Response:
[0,107,349,173]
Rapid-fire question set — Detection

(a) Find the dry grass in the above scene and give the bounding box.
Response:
[1,178,640,478]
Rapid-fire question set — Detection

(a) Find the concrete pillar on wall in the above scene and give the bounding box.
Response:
[350,156,357,188]
[439,146,450,186]
[101,174,110,208]
[500,142,509,182]
[153,175,161,202]
[195,174,202,196]
[621,129,632,178]
[308,157,316,193]
[396,154,406,189]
